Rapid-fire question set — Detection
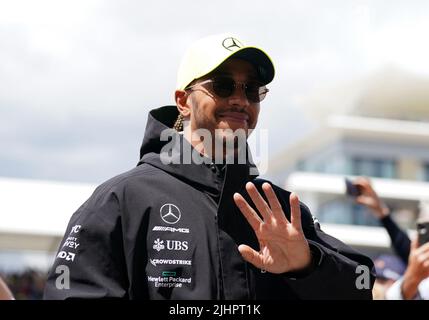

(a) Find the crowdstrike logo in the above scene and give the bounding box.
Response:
[149,258,192,267]
[160,203,181,224]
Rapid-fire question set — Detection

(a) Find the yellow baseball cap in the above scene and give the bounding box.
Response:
[176,33,275,90]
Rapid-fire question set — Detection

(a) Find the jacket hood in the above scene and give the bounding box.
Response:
[137,105,258,192]
[139,105,180,159]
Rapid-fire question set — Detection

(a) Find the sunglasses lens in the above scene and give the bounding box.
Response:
[245,82,265,103]
[212,77,235,98]
[210,77,268,102]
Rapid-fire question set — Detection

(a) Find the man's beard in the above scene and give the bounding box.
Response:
[212,128,248,164]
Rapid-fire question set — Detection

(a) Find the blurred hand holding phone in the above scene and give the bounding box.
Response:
[345,178,362,197]
[417,222,429,246]
[344,177,389,219]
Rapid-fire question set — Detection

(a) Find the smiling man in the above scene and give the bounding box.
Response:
[44,34,375,300]
[177,58,261,156]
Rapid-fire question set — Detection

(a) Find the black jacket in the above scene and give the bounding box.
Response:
[44,105,375,300]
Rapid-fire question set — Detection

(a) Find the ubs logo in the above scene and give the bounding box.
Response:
[160,203,181,224]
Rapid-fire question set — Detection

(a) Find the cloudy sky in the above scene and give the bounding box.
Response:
[1,0,428,184]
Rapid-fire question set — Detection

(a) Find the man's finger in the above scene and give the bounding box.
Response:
[355,196,369,205]
[262,183,287,223]
[238,244,264,270]
[417,251,429,265]
[233,192,263,232]
[411,237,419,252]
[417,241,429,254]
[245,182,271,222]
[290,193,302,230]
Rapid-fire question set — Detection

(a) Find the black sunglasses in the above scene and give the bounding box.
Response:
[186,76,269,103]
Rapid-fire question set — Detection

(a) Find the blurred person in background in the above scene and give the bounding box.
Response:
[1,270,44,300]
[372,254,406,300]
[348,177,410,263]
[350,177,429,299]
[385,238,429,300]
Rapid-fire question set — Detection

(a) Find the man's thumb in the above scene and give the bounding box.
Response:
[411,236,419,251]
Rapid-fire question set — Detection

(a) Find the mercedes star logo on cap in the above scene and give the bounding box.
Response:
[160,203,181,224]
[222,37,243,51]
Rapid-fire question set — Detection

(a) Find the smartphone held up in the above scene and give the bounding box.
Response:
[417,222,429,246]
[345,178,362,197]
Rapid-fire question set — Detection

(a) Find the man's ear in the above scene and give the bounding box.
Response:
[175,90,191,117]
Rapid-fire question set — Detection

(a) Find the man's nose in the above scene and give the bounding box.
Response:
[228,84,250,108]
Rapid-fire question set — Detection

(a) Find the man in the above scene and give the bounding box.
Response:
[44,34,374,299]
